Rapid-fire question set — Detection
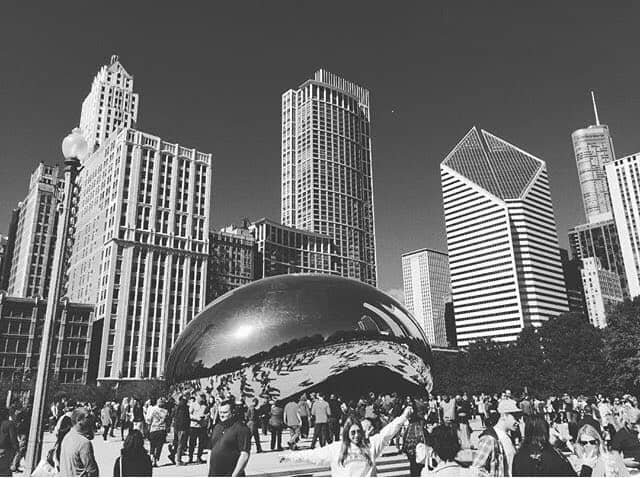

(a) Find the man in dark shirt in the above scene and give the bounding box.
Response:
[168,395,190,465]
[208,399,251,477]
[0,408,18,476]
[611,408,640,466]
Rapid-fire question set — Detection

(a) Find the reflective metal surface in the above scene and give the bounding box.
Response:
[165,274,433,395]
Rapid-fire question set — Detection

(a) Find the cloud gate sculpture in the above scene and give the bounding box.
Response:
[165,274,433,401]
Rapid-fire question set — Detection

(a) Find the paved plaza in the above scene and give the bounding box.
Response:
[18,420,482,476]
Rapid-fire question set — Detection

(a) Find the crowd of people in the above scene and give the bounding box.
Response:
[1,388,640,476]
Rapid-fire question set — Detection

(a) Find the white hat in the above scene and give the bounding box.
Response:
[498,399,521,415]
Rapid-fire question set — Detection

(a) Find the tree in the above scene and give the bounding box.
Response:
[603,298,640,396]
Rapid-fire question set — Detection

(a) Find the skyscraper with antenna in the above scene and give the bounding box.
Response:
[571,91,616,224]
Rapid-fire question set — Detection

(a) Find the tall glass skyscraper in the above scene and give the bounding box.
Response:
[441,128,568,345]
[572,92,616,224]
[281,70,377,285]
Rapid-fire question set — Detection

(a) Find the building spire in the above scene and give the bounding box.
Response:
[591,90,601,126]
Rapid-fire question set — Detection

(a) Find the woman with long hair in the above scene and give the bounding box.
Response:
[570,424,629,477]
[280,406,412,476]
[513,415,576,476]
[403,400,429,476]
[113,429,152,477]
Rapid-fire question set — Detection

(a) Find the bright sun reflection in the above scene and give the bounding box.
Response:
[233,324,254,339]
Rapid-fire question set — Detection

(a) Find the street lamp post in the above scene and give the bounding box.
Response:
[25,128,87,473]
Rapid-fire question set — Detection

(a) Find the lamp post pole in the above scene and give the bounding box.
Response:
[25,128,86,473]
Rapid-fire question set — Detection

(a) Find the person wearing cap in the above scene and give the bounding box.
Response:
[610,407,640,469]
[471,398,522,476]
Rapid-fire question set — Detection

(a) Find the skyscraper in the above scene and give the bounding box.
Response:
[581,257,623,328]
[66,129,211,380]
[606,153,640,297]
[401,248,450,347]
[80,55,139,154]
[7,163,62,298]
[441,127,569,345]
[281,69,377,285]
[572,92,616,224]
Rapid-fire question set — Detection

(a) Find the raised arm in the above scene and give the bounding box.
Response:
[371,406,412,457]
[279,442,336,467]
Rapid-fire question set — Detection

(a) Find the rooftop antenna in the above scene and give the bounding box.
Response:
[591,90,601,126]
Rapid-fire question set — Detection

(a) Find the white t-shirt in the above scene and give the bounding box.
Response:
[495,427,515,477]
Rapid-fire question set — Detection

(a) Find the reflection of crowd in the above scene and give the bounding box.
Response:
[196,339,431,404]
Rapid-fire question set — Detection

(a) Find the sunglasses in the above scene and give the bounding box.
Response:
[578,439,599,446]
[349,429,363,436]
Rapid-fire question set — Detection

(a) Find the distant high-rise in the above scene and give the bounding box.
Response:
[568,219,627,296]
[80,55,139,154]
[7,163,62,298]
[66,129,211,380]
[606,153,640,297]
[572,92,616,224]
[559,248,586,315]
[581,257,623,328]
[401,248,449,347]
[281,69,377,285]
[0,208,19,291]
[441,127,569,345]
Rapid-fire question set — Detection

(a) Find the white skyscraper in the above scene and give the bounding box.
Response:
[80,55,139,154]
[66,129,211,380]
[581,257,623,328]
[401,248,449,347]
[441,127,569,345]
[606,153,640,298]
[572,92,616,224]
[281,69,377,285]
[7,163,62,299]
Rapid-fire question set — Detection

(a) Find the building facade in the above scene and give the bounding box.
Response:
[250,218,339,279]
[568,219,627,297]
[559,248,586,315]
[281,69,377,285]
[571,95,616,224]
[0,293,94,384]
[581,257,623,328]
[207,225,256,303]
[441,127,569,345]
[66,129,211,380]
[7,163,61,299]
[606,153,640,298]
[80,55,139,154]
[401,248,450,347]
[0,208,19,292]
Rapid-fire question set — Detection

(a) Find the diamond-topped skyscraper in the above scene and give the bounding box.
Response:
[441,128,569,345]
[281,70,377,285]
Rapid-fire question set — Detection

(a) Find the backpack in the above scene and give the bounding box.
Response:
[402,421,426,457]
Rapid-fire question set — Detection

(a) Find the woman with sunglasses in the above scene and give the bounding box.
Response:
[279,405,412,476]
[571,424,629,477]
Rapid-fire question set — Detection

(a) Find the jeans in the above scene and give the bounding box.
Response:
[188,427,206,461]
[149,430,166,461]
[311,422,329,448]
[270,426,283,450]
[328,417,339,443]
[10,434,26,471]
[287,425,300,448]
[249,426,262,452]
[102,425,111,440]
[170,429,188,463]
[300,416,309,438]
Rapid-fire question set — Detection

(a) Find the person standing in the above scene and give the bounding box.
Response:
[131,399,144,432]
[298,395,310,438]
[59,408,99,477]
[120,398,132,441]
[113,429,152,476]
[146,398,169,467]
[269,401,284,452]
[0,408,18,476]
[402,401,429,476]
[440,395,456,425]
[189,394,209,464]
[283,399,301,450]
[457,393,472,450]
[168,395,190,465]
[208,400,251,476]
[10,405,28,474]
[100,403,113,441]
[245,398,262,453]
[471,399,522,477]
[327,394,341,443]
[310,393,331,449]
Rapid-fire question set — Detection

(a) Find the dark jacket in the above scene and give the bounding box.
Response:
[113,449,152,477]
[513,444,576,477]
[173,402,190,432]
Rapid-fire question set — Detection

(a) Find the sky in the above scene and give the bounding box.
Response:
[1,1,639,298]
